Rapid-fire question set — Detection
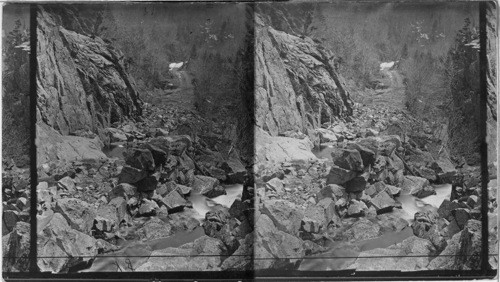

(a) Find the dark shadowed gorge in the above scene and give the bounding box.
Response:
[4,3,254,273]
[1,1,497,277]
[252,2,497,273]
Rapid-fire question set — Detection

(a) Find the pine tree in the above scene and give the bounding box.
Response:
[444,17,481,164]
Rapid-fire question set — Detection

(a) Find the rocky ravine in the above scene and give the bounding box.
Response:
[253,11,497,271]
[254,102,497,271]
[255,14,353,143]
[2,5,497,274]
[36,6,142,164]
[3,7,253,273]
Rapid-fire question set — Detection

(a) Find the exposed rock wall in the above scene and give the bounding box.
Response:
[486,2,497,165]
[37,6,141,136]
[255,14,353,137]
[36,7,142,163]
[256,3,315,36]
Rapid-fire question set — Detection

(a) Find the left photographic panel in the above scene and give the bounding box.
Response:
[2,3,32,273]
[35,3,254,274]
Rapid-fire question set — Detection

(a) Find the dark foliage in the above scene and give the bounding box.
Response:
[2,19,30,168]
[443,18,481,165]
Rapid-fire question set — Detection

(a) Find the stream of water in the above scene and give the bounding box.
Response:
[103,142,244,219]
[396,184,452,222]
[89,144,245,271]
[313,144,337,160]
[305,145,453,271]
[100,140,452,271]
[299,184,452,271]
[298,227,415,271]
[81,184,243,272]
[188,184,243,219]
[102,143,127,159]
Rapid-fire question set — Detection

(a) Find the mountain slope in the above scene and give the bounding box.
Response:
[37,6,141,136]
[36,6,142,163]
[255,14,353,138]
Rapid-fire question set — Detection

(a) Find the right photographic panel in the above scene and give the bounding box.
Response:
[253,1,497,275]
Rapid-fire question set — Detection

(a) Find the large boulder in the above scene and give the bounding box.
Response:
[255,127,317,164]
[3,222,31,272]
[148,135,191,156]
[254,214,304,270]
[318,184,345,201]
[135,236,225,271]
[317,198,340,227]
[386,154,405,172]
[192,175,226,198]
[108,183,138,200]
[369,190,400,213]
[375,135,401,157]
[411,210,438,238]
[265,178,284,195]
[124,148,155,172]
[202,209,240,255]
[401,176,434,198]
[365,181,385,197]
[3,210,20,234]
[348,236,434,271]
[222,156,247,184]
[57,176,76,193]
[85,243,152,272]
[345,218,380,241]
[108,196,131,226]
[166,209,201,233]
[261,199,304,236]
[36,123,107,165]
[140,143,168,166]
[344,174,368,193]
[134,175,159,192]
[326,166,357,185]
[37,213,98,273]
[92,203,120,237]
[437,199,468,222]
[427,230,462,270]
[410,184,436,199]
[427,220,482,270]
[301,205,327,234]
[136,217,174,241]
[376,213,409,232]
[347,199,368,217]
[54,198,96,233]
[331,148,364,172]
[430,157,457,184]
[452,208,480,230]
[203,209,231,237]
[347,139,378,167]
[118,166,148,184]
[137,199,160,216]
[103,127,127,143]
[160,190,189,213]
[221,232,254,270]
[316,128,338,143]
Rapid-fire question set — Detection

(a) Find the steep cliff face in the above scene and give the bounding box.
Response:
[486,2,497,165]
[255,3,315,36]
[36,7,142,163]
[255,15,353,137]
[37,7,141,136]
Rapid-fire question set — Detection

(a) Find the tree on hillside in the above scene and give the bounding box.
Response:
[2,19,30,167]
[401,43,409,60]
[444,17,480,164]
[3,19,29,95]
